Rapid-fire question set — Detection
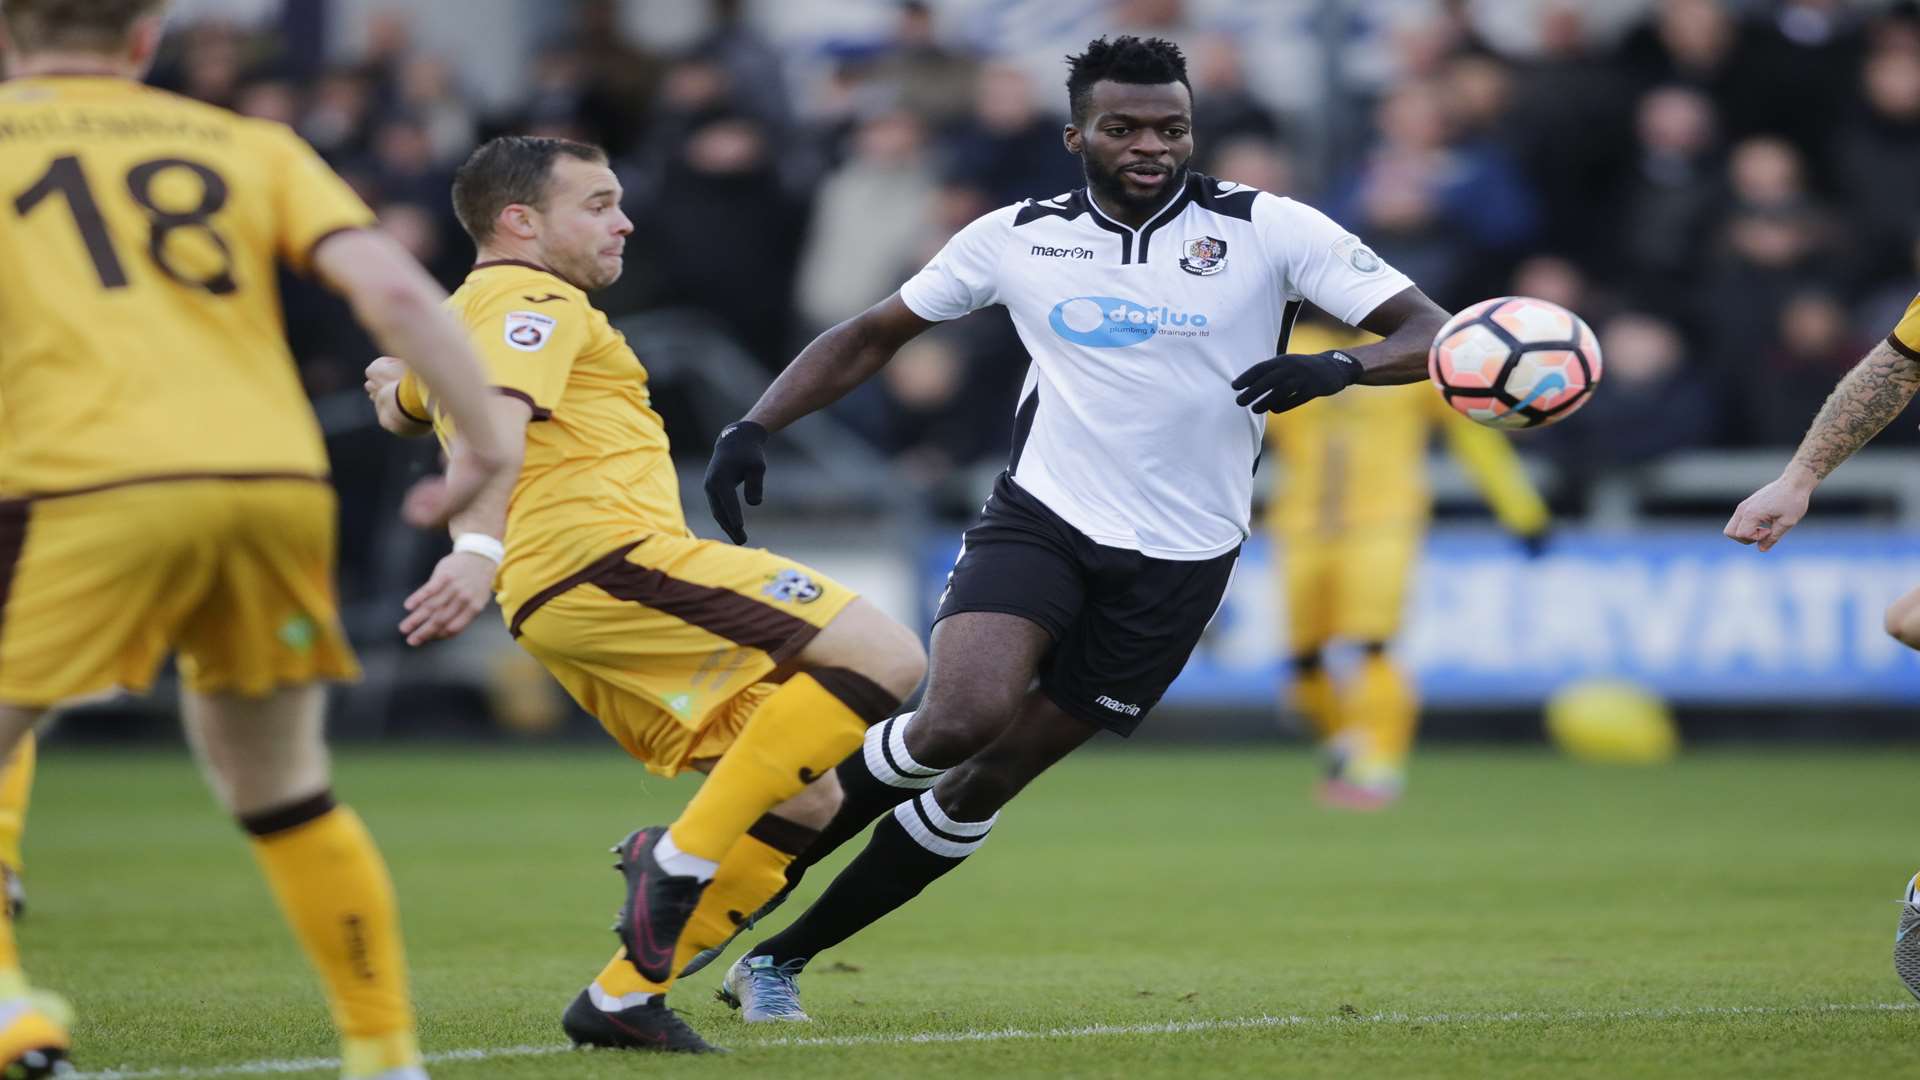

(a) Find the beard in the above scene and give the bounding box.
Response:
[1082,155,1186,216]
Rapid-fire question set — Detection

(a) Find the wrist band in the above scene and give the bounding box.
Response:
[452,533,504,565]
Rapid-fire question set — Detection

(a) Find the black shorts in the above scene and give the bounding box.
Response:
[933,473,1239,736]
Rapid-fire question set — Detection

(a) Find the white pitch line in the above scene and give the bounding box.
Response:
[69,1001,1920,1079]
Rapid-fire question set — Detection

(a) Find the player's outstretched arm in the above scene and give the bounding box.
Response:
[398,396,530,646]
[1726,339,1920,551]
[1233,286,1448,414]
[313,229,511,524]
[703,294,936,543]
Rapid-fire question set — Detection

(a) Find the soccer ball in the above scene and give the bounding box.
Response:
[1427,296,1601,429]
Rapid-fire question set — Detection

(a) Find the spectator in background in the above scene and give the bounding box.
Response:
[632,111,806,369]
[395,55,476,167]
[1859,233,1920,342]
[1616,0,1770,139]
[692,0,796,152]
[1838,47,1920,285]
[1739,0,1864,174]
[1543,311,1717,509]
[838,329,1008,487]
[1189,33,1281,147]
[1205,135,1298,198]
[1324,79,1540,306]
[942,64,1081,207]
[368,114,452,208]
[1503,5,1636,267]
[796,108,937,334]
[1701,135,1844,422]
[1753,290,1879,444]
[1616,85,1722,315]
[567,0,663,159]
[865,0,981,134]
[300,67,377,162]
[1511,254,1602,322]
[235,76,301,126]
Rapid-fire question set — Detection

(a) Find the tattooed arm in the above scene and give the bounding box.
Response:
[1725,339,1920,551]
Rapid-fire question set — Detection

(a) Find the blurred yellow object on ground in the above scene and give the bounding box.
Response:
[1545,680,1679,764]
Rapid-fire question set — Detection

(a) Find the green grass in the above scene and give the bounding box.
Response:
[22,744,1920,1078]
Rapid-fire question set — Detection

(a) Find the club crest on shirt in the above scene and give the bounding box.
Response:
[1178,235,1227,277]
[763,568,823,604]
[503,310,556,352]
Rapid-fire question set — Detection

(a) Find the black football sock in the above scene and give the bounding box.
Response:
[780,712,944,895]
[750,789,995,967]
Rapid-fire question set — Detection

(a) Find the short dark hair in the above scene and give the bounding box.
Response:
[2,0,167,51]
[451,135,608,246]
[1064,36,1192,125]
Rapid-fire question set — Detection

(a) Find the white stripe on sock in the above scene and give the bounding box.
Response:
[862,713,941,790]
[589,982,660,1012]
[892,791,994,859]
[915,789,996,838]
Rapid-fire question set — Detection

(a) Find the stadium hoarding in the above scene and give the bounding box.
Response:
[920,529,1920,705]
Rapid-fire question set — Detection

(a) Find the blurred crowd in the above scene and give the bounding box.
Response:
[131,0,1920,508]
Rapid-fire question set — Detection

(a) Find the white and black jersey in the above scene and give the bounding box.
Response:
[900,171,1413,560]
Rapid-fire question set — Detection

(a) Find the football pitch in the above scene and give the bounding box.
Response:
[24,742,1920,1078]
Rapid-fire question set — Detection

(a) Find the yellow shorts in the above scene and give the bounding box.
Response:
[1279,527,1421,652]
[0,477,359,706]
[506,534,857,777]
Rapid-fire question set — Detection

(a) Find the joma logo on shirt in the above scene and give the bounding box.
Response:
[1030,244,1095,260]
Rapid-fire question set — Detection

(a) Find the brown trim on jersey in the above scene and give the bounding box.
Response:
[0,500,29,660]
[302,225,373,276]
[1887,333,1920,364]
[473,259,559,275]
[508,542,644,638]
[492,387,553,421]
[395,389,432,426]
[16,471,330,503]
[506,538,823,663]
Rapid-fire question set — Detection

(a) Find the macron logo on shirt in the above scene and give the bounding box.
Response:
[1030,244,1095,260]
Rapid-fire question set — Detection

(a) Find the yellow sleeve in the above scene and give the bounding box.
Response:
[260,123,378,274]
[1436,404,1550,536]
[466,288,587,418]
[395,371,432,425]
[1890,293,1920,360]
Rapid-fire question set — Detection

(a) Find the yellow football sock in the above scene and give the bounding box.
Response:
[1346,653,1419,766]
[668,670,885,862]
[0,735,35,876]
[676,827,806,971]
[247,799,419,1078]
[592,947,672,1004]
[1287,665,1342,742]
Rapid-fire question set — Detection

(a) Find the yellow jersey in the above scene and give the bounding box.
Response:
[0,75,375,497]
[1266,321,1549,537]
[1889,292,1920,359]
[400,261,687,607]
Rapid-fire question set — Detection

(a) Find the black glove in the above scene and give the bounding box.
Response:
[703,420,768,544]
[1232,350,1364,413]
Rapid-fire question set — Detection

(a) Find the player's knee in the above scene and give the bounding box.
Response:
[807,600,926,702]
[1886,592,1920,651]
[913,682,1025,763]
[861,614,927,702]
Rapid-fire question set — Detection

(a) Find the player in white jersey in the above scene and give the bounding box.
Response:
[696,36,1450,1019]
